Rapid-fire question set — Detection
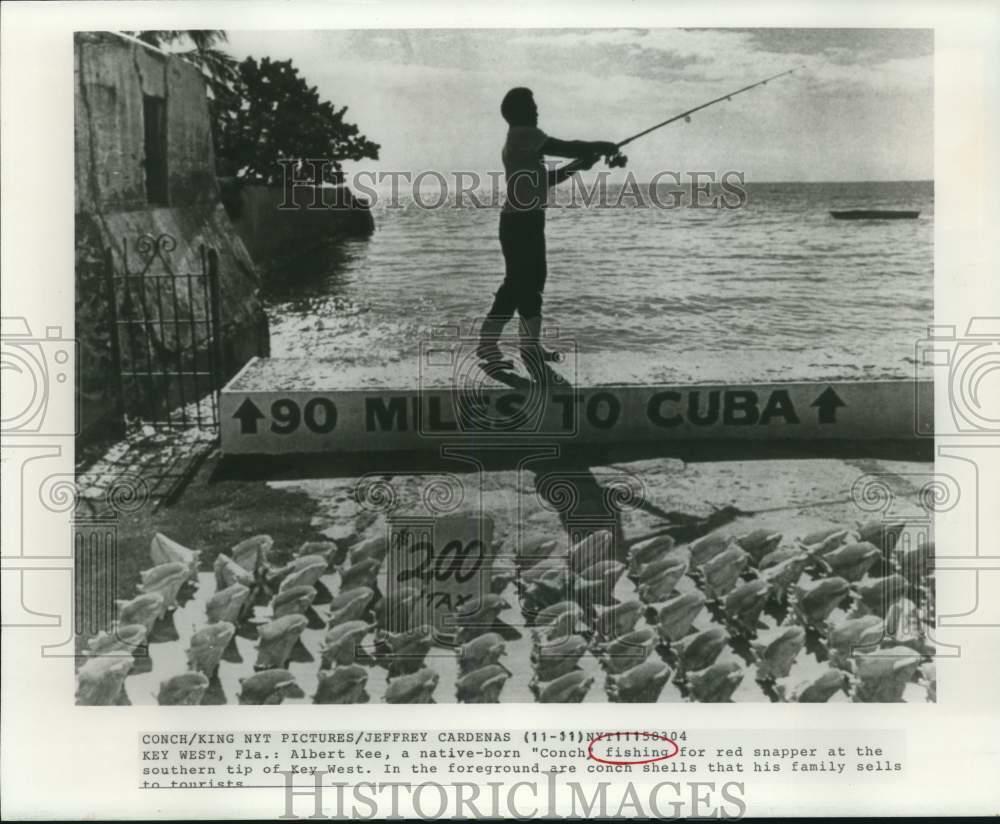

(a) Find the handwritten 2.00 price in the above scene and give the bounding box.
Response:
[398,539,485,584]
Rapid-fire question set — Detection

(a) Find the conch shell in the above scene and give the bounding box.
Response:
[382,624,433,677]
[538,670,593,703]
[297,540,343,571]
[520,569,572,616]
[350,536,388,567]
[532,601,588,642]
[384,668,438,704]
[157,672,209,706]
[150,533,200,581]
[238,669,303,704]
[568,530,613,576]
[575,560,626,607]
[137,562,189,617]
[277,555,328,592]
[115,593,165,634]
[688,659,744,702]
[759,550,810,597]
[75,655,133,705]
[314,665,369,704]
[736,529,783,565]
[319,619,372,668]
[701,546,749,599]
[456,664,511,703]
[852,646,922,702]
[828,615,884,666]
[606,659,671,703]
[187,621,236,677]
[271,585,317,619]
[374,585,421,633]
[255,613,308,670]
[821,541,880,582]
[689,533,731,568]
[454,595,509,644]
[328,587,374,627]
[856,520,905,555]
[457,632,506,675]
[786,668,848,703]
[655,591,706,643]
[206,583,251,625]
[724,579,770,631]
[595,600,643,641]
[86,624,147,657]
[855,574,909,616]
[636,554,689,604]
[793,577,850,626]
[599,627,655,675]
[339,558,381,592]
[675,626,729,672]
[800,525,850,548]
[627,534,676,579]
[895,539,933,583]
[800,528,851,557]
[214,553,254,591]
[884,598,923,647]
[752,625,805,680]
[231,534,272,575]
[532,633,589,681]
[515,536,561,570]
[919,662,936,703]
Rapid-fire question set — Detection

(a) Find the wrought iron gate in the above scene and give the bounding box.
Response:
[106,233,225,432]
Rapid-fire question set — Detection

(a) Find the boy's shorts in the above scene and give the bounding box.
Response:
[489,209,547,319]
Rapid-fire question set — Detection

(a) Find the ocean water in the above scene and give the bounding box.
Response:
[265,180,933,383]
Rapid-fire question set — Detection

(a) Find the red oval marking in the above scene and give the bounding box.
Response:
[586,731,680,766]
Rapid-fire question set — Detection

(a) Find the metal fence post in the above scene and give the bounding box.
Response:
[208,247,226,385]
[104,247,126,436]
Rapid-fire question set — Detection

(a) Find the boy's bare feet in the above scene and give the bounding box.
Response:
[476,341,514,370]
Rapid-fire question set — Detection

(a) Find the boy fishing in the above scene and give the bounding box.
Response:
[476,86,619,374]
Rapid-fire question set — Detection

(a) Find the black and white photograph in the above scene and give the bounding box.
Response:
[68,26,937,707]
[3,3,999,819]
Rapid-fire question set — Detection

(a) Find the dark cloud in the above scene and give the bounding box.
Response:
[721,28,933,63]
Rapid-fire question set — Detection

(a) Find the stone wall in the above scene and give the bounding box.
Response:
[74,33,219,213]
[220,181,375,266]
[74,32,269,440]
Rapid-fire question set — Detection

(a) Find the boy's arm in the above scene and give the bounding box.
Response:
[546,155,599,188]
[541,137,617,159]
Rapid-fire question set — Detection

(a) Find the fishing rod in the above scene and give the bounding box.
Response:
[604,66,802,167]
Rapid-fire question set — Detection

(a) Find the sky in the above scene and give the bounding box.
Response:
[222,28,933,183]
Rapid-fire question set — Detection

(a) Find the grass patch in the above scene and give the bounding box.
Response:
[87,452,329,606]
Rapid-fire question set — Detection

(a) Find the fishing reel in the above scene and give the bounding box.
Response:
[605,151,628,169]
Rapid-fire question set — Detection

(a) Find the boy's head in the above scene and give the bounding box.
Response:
[501,87,538,127]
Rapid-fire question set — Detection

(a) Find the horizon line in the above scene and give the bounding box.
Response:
[343,176,934,190]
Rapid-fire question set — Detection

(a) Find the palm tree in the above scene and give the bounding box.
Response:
[126,30,237,96]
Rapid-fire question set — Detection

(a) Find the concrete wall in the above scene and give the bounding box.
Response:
[221,181,375,266]
[74,32,268,440]
[74,32,217,212]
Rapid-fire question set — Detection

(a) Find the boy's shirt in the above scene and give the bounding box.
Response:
[502,126,548,212]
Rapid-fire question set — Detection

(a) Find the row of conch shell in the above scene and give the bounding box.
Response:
[79,514,932,705]
[302,539,379,704]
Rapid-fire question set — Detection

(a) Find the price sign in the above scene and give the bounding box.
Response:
[386,511,496,646]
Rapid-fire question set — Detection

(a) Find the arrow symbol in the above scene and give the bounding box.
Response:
[233,398,264,434]
[811,386,846,424]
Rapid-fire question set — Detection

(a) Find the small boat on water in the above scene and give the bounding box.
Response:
[830,209,920,220]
